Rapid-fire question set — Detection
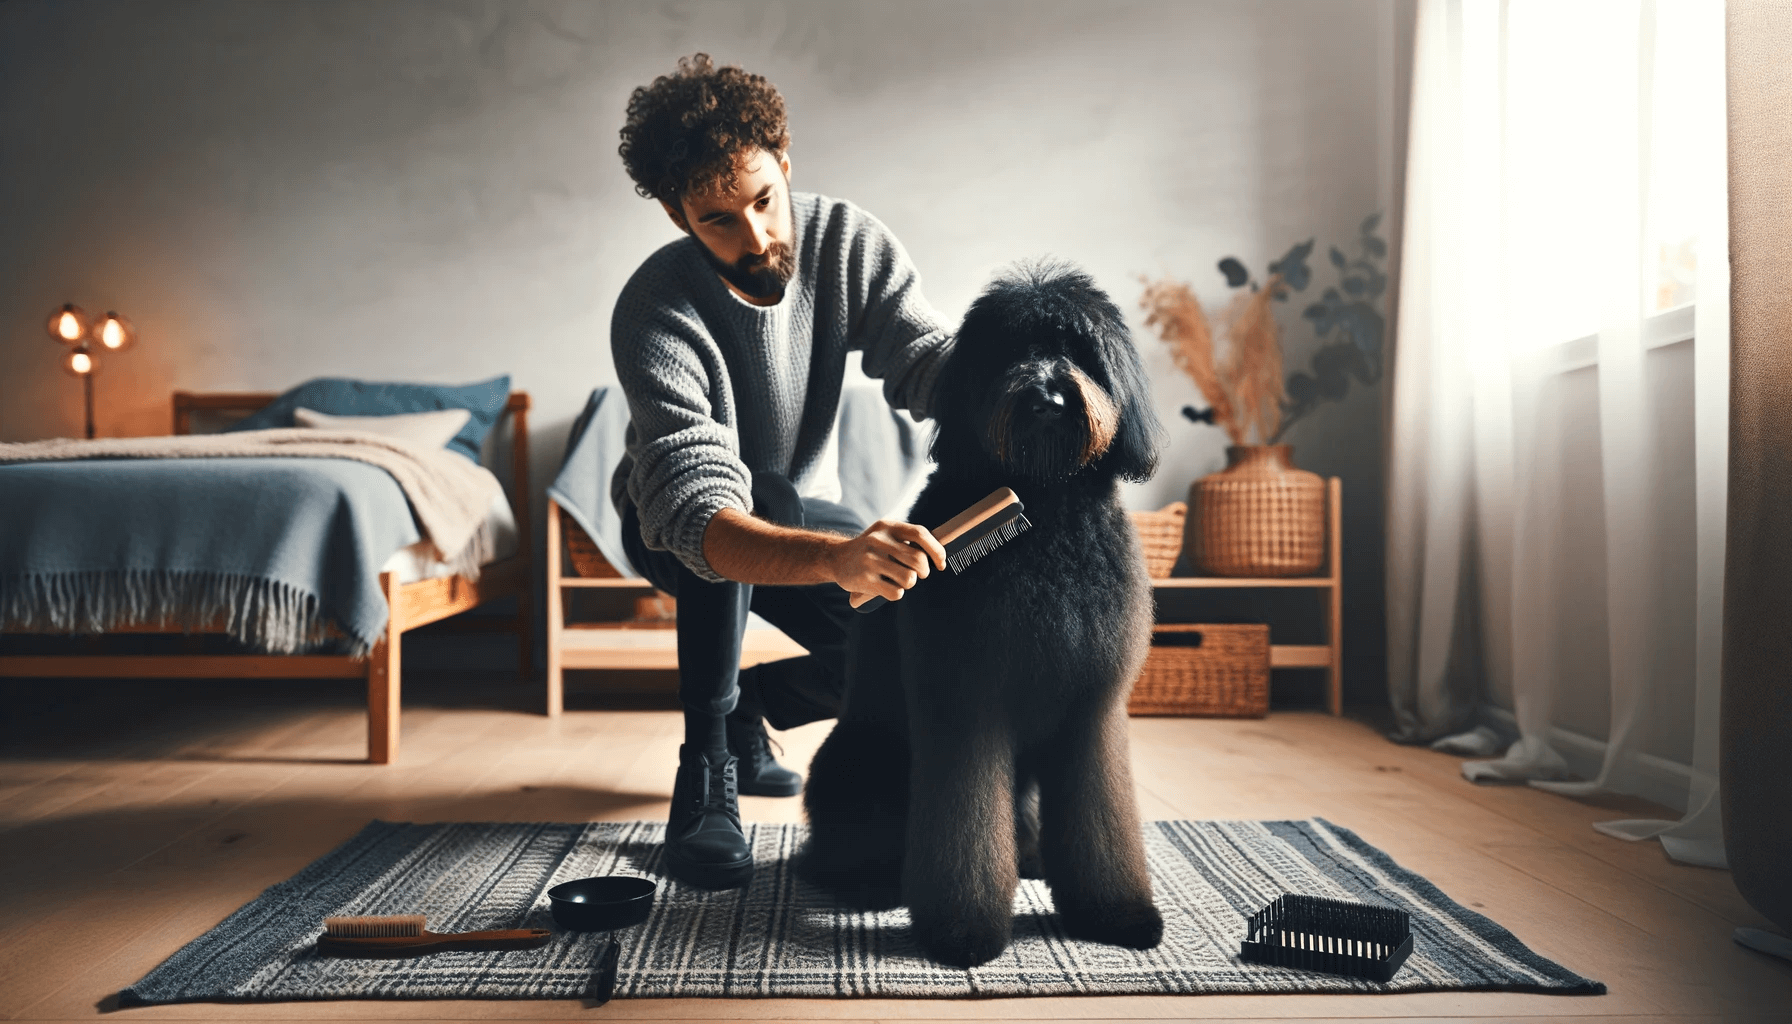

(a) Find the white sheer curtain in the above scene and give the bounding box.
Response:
[1386,0,1729,868]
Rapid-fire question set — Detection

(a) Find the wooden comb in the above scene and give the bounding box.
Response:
[316,914,551,958]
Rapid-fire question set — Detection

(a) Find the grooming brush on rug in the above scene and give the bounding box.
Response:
[316,915,551,958]
[854,486,1030,613]
[1239,895,1413,983]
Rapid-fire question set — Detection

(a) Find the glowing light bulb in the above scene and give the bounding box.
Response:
[47,304,89,346]
[100,317,124,348]
[68,351,93,375]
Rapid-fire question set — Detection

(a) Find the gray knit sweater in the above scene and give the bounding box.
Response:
[610,192,952,582]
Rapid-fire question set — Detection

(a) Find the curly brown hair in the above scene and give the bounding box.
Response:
[618,54,790,206]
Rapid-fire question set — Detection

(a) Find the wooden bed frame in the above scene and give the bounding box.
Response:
[0,390,534,765]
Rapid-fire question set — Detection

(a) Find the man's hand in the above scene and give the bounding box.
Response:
[702,508,946,605]
[826,520,948,608]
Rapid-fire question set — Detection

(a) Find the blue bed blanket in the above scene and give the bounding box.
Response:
[0,458,423,655]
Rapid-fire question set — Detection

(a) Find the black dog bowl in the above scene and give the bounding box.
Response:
[547,876,657,932]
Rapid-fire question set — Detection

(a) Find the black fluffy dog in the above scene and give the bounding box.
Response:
[800,260,1167,968]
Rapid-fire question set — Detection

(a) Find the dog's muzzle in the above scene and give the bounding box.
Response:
[1022,384,1067,420]
[988,361,1120,474]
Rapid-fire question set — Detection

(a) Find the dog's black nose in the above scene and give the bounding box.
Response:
[1027,388,1066,419]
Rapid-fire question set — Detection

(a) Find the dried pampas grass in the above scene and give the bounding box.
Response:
[1220,274,1287,445]
[1140,278,1242,445]
[1141,274,1288,445]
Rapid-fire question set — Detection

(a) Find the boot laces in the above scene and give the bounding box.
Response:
[673,751,741,839]
[734,719,783,769]
[701,755,738,811]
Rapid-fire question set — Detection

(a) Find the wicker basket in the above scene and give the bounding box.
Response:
[561,506,623,578]
[1129,502,1186,578]
[1189,445,1326,577]
[1128,623,1270,717]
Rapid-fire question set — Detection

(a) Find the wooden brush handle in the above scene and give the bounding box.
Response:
[854,489,1025,615]
[317,928,552,958]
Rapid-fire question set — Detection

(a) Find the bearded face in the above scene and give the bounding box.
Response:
[696,228,796,299]
[670,147,798,302]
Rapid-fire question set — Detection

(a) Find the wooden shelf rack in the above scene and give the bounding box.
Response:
[1153,477,1343,715]
[543,498,804,715]
[546,478,1343,717]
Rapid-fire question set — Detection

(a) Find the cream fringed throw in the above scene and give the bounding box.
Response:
[0,429,503,577]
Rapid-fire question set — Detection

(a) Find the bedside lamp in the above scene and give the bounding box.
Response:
[95,311,135,352]
[46,303,136,439]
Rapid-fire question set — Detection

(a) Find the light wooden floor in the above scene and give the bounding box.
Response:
[1,671,1788,1023]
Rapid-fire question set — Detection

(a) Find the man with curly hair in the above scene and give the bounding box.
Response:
[610,54,952,890]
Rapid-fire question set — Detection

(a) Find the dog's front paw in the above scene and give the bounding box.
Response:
[911,908,1013,968]
[1059,899,1163,950]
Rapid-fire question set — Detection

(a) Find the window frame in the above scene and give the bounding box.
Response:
[1543,303,1696,376]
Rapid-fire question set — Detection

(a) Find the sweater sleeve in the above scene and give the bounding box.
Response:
[842,207,954,421]
[611,299,752,583]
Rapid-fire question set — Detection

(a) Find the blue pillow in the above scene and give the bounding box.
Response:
[227,375,511,462]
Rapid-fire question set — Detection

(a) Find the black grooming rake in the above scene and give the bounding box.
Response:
[1239,894,1414,982]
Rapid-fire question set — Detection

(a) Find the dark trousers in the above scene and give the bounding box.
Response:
[620,474,865,731]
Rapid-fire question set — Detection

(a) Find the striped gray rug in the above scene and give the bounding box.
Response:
[121,818,1602,1003]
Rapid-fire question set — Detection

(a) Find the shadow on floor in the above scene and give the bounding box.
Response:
[0,671,546,761]
[1,785,670,918]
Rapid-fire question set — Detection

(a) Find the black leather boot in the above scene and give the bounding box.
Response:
[727,712,803,796]
[663,744,754,890]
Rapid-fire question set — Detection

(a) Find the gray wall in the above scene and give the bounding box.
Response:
[0,0,1403,702]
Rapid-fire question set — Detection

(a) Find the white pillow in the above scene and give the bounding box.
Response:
[293,406,471,450]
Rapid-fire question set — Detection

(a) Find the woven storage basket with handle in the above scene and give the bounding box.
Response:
[1129,502,1186,578]
[1129,623,1270,717]
[560,506,622,578]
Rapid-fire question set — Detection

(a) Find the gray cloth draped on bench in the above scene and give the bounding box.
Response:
[548,384,929,578]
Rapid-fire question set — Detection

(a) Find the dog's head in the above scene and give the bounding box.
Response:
[931,260,1163,484]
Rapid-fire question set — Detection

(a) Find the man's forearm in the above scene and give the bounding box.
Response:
[702,505,946,604]
[701,506,841,587]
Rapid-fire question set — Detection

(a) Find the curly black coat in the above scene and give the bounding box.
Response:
[800,260,1167,968]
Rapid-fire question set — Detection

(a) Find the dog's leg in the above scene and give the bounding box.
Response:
[797,720,907,908]
[1037,696,1163,950]
[798,610,910,908]
[1014,769,1044,879]
[903,720,1018,967]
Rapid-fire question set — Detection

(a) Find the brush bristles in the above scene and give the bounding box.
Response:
[322,914,426,938]
[947,514,1031,575]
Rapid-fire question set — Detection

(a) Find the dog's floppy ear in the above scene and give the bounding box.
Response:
[1071,272,1164,483]
[1098,321,1164,483]
[927,305,1001,473]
